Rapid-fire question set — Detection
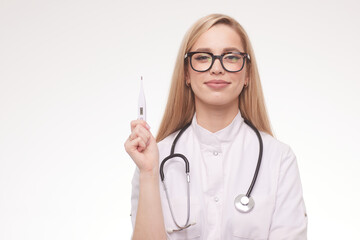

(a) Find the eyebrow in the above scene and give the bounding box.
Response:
[194,47,242,52]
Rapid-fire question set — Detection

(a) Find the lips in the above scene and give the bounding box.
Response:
[204,80,230,89]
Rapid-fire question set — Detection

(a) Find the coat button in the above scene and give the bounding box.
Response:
[213,151,218,156]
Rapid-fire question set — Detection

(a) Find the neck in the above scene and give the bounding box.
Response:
[195,99,239,133]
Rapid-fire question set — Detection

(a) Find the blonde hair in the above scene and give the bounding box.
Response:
[156,14,273,142]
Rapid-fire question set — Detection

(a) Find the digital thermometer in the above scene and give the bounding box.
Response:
[138,76,146,121]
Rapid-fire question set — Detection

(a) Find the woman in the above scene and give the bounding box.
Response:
[125,14,307,240]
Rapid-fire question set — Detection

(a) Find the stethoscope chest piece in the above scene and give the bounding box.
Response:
[234,194,254,213]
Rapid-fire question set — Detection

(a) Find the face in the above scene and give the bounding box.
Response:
[186,24,249,109]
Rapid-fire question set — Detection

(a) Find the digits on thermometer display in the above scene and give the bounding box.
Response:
[138,76,146,121]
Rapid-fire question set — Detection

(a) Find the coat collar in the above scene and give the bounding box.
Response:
[191,111,244,148]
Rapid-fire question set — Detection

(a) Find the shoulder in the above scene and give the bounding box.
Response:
[260,131,293,155]
[157,130,180,148]
[242,123,296,165]
[156,129,184,157]
[257,130,299,175]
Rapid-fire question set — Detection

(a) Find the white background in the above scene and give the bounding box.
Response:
[1,0,359,239]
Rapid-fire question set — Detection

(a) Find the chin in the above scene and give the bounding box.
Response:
[200,96,237,108]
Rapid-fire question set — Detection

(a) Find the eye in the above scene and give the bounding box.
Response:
[224,53,241,63]
[193,53,212,62]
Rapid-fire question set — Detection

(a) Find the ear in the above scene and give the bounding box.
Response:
[185,71,190,85]
[245,76,249,86]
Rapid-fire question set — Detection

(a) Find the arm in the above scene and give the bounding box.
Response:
[133,169,167,240]
[269,147,308,240]
[125,120,167,240]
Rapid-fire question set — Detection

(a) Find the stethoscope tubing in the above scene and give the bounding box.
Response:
[159,118,263,231]
[170,122,192,155]
[159,122,192,231]
[161,119,262,197]
[160,153,189,181]
[243,119,263,197]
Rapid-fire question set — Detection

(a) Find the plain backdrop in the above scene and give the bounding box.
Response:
[1,0,360,239]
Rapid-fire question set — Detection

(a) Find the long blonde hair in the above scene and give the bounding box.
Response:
[156,14,273,142]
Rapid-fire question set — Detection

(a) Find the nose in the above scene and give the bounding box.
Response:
[210,57,224,75]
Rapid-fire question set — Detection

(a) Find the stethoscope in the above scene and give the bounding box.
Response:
[159,118,263,233]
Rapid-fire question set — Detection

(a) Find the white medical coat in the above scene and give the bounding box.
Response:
[131,112,308,239]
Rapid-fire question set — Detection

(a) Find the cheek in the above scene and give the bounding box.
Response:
[231,75,247,96]
[188,71,204,85]
[232,73,246,86]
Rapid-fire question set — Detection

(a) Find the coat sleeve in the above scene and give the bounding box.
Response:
[269,147,308,240]
[130,167,140,235]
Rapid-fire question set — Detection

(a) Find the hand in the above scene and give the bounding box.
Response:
[124,120,159,173]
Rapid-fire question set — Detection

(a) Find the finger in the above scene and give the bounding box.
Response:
[128,124,151,143]
[125,136,147,154]
[128,132,135,141]
[124,138,133,154]
[133,125,151,145]
[128,129,150,152]
[135,137,147,152]
[130,120,150,132]
[124,138,142,161]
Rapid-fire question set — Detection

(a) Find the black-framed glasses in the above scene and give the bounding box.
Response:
[184,51,250,73]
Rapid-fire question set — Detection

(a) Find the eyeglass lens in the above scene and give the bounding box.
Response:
[190,53,245,72]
